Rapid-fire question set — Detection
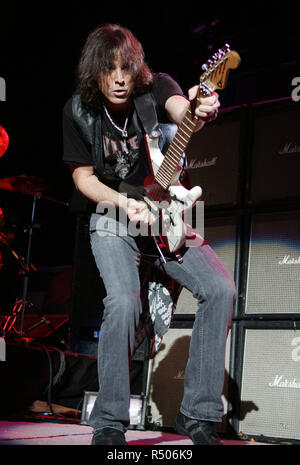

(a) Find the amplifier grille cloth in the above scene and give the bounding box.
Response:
[239,329,300,440]
[245,211,300,315]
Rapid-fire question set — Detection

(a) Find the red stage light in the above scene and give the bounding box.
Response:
[0,125,9,158]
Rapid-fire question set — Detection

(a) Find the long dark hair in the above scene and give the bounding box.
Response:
[76,24,153,110]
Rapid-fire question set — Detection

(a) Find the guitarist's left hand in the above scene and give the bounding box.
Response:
[188,86,220,131]
[165,88,220,133]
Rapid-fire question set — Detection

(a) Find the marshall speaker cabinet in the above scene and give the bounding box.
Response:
[185,105,248,210]
[146,320,232,433]
[247,97,300,206]
[231,320,300,443]
[240,209,300,318]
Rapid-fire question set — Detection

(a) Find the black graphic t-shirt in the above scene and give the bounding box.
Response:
[62,73,185,186]
[101,105,141,180]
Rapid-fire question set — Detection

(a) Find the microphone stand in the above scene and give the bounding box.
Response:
[19,192,41,335]
[0,233,36,334]
[1,193,39,335]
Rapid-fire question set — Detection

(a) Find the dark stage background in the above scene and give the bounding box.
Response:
[0,4,299,309]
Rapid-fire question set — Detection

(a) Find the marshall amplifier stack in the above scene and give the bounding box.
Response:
[185,96,300,444]
[229,98,300,444]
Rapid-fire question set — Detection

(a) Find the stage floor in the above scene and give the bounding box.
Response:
[0,420,263,446]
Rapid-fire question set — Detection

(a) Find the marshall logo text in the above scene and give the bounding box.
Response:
[278,255,300,265]
[278,143,300,156]
[188,156,218,169]
[269,375,300,389]
[0,77,6,102]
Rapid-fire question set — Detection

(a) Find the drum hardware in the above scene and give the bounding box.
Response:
[0,174,48,195]
[0,175,69,344]
[21,305,69,349]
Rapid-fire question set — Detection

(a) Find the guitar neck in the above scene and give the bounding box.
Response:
[154,88,206,190]
[153,45,240,190]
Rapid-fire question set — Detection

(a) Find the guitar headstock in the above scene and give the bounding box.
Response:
[199,44,241,96]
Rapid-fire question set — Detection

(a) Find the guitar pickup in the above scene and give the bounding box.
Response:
[143,196,159,213]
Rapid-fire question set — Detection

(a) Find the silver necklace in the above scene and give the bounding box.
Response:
[103,104,130,138]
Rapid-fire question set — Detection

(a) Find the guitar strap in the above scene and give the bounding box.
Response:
[133,92,187,169]
[133,92,161,140]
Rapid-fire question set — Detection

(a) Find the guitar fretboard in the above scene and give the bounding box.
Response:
[154,96,200,190]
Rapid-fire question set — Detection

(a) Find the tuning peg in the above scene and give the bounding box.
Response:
[213,52,222,61]
[222,43,230,53]
[202,44,231,71]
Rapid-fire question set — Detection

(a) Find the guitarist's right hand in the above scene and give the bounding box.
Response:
[126,198,156,226]
[70,165,157,226]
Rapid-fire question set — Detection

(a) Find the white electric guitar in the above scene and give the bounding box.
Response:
[139,45,240,254]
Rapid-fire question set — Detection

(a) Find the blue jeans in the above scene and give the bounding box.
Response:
[88,213,235,432]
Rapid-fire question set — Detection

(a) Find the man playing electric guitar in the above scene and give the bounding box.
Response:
[63,23,237,445]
